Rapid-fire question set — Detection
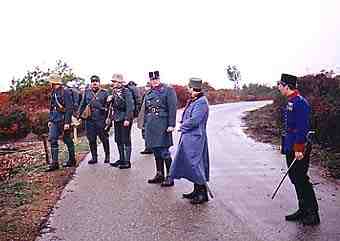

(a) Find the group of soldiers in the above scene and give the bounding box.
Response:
[46,71,210,204]
[46,71,321,221]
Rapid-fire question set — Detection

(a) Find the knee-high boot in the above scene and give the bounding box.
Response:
[161,158,174,187]
[88,142,98,164]
[148,159,165,184]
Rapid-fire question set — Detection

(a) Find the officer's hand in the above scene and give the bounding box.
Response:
[107,95,113,102]
[167,126,175,132]
[64,124,70,130]
[295,152,304,160]
[48,122,52,128]
[123,120,130,127]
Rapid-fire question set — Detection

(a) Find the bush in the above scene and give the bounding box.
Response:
[272,73,340,152]
[0,108,31,141]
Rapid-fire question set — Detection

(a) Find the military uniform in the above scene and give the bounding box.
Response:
[79,79,110,164]
[108,85,135,169]
[170,78,210,204]
[279,73,320,225]
[48,77,75,171]
[145,71,177,186]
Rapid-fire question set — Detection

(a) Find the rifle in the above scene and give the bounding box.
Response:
[105,101,114,132]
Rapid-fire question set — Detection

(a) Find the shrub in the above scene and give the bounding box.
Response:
[0,108,31,141]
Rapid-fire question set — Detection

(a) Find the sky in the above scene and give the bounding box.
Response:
[0,0,339,91]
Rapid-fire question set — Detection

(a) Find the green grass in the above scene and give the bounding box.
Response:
[0,180,34,208]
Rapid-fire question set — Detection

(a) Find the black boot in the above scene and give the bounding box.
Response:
[183,184,199,199]
[190,184,209,205]
[161,158,174,187]
[103,139,110,163]
[63,135,76,167]
[148,159,165,184]
[88,142,98,164]
[302,210,320,225]
[285,209,305,221]
[111,145,124,167]
[140,148,153,154]
[119,145,131,169]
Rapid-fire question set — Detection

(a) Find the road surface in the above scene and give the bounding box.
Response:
[37,101,340,241]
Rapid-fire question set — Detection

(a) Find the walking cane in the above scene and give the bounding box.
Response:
[271,157,297,200]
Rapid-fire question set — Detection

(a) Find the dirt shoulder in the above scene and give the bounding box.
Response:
[242,103,340,180]
[0,136,89,241]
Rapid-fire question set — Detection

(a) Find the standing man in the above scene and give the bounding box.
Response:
[78,75,110,164]
[145,71,177,186]
[107,73,135,169]
[137,82,153,154]
[47,74,76,171]
[278,73,320,225]
[170,78,210,204]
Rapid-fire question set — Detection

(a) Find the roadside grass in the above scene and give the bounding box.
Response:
[0,135,89,241]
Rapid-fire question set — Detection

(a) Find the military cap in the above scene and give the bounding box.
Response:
[90,75,100,82]
[188,77,203,89]
[48,74,62,84]
[111,73,124,82]
[148,72,154,80]
[280,73,297,87]
[153,71,160,79]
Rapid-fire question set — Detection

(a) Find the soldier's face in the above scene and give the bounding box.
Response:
[111,80,122,89]
[51,83,61,90]
[277,82,288,96]
[91,81,100,90]
[150,78,160,87]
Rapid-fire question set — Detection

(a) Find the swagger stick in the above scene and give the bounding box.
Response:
[271,157,297,200]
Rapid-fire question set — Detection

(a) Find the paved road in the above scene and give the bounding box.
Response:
[37,101,340,241]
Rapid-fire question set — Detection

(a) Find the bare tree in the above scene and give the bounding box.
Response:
[225,65,241,91]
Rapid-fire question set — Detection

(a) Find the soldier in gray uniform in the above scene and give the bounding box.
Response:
[78,75,110,164]
[107,73,135,169]
[47,74,76,171]
[145,71,177,186]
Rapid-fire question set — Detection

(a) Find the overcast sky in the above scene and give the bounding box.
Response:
[0,0,339,91]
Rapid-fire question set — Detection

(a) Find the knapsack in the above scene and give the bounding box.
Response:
[64,87,82,117]
[126,84,141,118]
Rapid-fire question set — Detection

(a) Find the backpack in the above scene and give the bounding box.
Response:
[64,87,82,117]
[126,84,141,118]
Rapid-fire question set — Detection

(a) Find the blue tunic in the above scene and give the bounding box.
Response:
[170,95,210,185]
[48,87,73,124]
[282,91,311,154]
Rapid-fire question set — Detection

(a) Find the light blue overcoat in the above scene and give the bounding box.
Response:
[170,95,210,185]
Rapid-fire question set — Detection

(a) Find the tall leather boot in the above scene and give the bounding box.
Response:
[102,139,110,163]
[63,136,76,167]
[111,144,124,167]
[190,184,209,205]
[88,142,98,164]
[119,145,131,169]
[46,146,60,171]
[183,184,199,199]
[148,159,165,184]
[161,158,174,187]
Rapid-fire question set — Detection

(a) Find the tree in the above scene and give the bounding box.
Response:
[225,65,241,91]
[10,59,82,91]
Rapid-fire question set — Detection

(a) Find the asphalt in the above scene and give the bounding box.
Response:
[37,101,340,241]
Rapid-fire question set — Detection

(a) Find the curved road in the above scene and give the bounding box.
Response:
[37,101,340,241]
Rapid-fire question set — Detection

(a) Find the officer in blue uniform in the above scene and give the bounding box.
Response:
[78,75,110,164]
[278,73,320,225]
[107,73,135,169]
[47,74,75,171]
[144,71,177,186]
